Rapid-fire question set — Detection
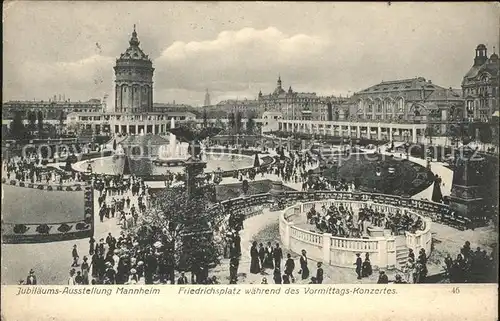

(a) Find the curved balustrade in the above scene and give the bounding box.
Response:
[211,190,438,270]
[279,199,432,270]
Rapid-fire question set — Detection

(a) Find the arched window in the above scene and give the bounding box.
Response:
[398,98,404,112]
[386,100,393,114]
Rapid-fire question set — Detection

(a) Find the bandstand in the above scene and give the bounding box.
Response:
[216,190,442,272]
[279,199,432,270]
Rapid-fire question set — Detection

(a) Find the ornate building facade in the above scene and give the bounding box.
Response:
[2,98,103,121]
[258,76,330,121]
[114,26,154,113]
[462,44,499,122]
[348,77,463,134]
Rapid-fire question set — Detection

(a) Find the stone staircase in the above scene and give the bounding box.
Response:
[396,245,409,271]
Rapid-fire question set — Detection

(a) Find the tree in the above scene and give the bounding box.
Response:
[9,111,26,140]
[37,110,44,138]
[228,112,236,136]
[246,113,255,135]
[235,111,243,134]
[134,185,225,280]
[27,111,37,133]
[478,123,493,145]
[113,139,117,151]
[202,108,208,128]
[59,110,65,136]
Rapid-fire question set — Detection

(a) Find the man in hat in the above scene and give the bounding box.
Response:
[68,269,76,285]
[377,270,389,284]
[104,262,116,284]
[71,245,79,267]
[316,262,324,284]
[284,253,295,283]
[273,243,283,270]
[354,253,362,279]
[26,269,37,285]
[177,272,188,285]
[75,271,84,285]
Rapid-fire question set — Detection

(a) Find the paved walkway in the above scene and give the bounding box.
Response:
[209,208,390,284]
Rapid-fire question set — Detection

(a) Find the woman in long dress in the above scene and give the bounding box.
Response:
[299,249,309,280]
[263,242,274,269]
[362,254,373,277]
[404,257,415,284]
[249,241,260,274]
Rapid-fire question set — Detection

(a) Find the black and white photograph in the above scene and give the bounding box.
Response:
[1,1,498,296]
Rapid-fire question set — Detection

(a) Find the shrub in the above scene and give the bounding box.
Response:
[36,224,50,234]
[75,222,89,230]
[47,186,53,191]
[66,186,73,191]
[57,223,72,233]
[56,186,63,191]
[13,224,29,234]
[1,178,6,184]
[19,182,25,187]
[37,185,44,190]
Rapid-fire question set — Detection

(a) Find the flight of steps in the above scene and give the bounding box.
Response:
[396,246,409,271]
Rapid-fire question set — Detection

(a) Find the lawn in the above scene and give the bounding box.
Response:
[335,153,434,196]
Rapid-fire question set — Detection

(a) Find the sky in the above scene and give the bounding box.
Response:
[3,2,499,107]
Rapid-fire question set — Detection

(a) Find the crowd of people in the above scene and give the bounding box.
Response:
[443,241,497,283]
[3,156,81,184]
[10,139,496,286]
[305,203,426,238]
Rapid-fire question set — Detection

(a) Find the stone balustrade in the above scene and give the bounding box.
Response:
[278,199,432,270]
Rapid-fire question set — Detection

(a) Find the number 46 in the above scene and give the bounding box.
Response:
[452,287,460,294]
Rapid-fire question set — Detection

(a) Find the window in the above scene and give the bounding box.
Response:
[124,87,127,92]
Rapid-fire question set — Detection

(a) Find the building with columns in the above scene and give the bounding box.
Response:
[462,44,499,122]
[347,77,463,135]
[66,111,196,136]
[114,25,154,113]
[2,98,103,121]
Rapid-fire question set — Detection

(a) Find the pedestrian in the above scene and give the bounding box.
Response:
[299,249,309,280]
[71,245,79,267]
[273,268,282,284]
[316,262,324,284]
[377,270,389,284]
[354,253,362,279]
[284,253,295,283]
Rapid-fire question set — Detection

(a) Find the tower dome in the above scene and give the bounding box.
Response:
[114,25,155,113]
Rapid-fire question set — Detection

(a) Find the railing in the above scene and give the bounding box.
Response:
[212,191,439,269]
[279,199,432,269]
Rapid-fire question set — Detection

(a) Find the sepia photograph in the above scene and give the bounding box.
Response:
[1,1,499,320]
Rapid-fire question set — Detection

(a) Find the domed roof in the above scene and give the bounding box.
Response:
[477,44,487,50]
[118,26,151,62]
[273,87,286,96]
[491,53,499,61]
